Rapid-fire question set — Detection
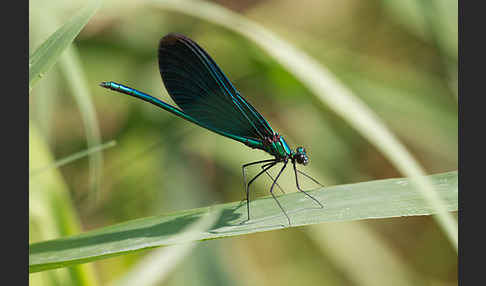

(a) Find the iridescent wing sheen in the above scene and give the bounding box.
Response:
[158,33,275,141]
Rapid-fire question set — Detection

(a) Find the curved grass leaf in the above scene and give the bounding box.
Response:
[30,2,104,201]
[29,0,100,92]
[30,171,457,273]
[59,45,105,202]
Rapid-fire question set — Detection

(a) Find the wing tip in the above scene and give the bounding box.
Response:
[160,32,191,46]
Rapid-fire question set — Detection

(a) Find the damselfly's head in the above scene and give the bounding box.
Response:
[293,147,309,166]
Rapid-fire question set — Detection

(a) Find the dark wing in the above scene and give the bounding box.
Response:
[158,33,275,140]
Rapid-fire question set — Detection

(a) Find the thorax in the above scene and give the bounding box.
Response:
[262,134,292,160]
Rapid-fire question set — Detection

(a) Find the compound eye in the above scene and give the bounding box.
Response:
[295,154,307,165]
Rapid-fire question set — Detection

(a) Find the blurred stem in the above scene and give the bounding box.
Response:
[58,46,104,205]
[307,222,422,286]
[417,0,458,101]
[30,140,116,177]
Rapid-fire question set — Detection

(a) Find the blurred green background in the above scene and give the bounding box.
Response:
[29,0,458,285]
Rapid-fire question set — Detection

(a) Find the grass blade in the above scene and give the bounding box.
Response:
[30,1,105,204]
[111,210,221,286]
[29,0,101,92]
[30,140,116,177]
[29,171,457,273]
[30,122,99,285]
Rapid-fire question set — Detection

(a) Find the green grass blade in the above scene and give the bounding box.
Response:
[30,140,116,177]
[111,210,221,286]
[150,0,458,251]
[30,122,99,285]
[29,0,100,92]
[29,171,457,273]
[30,3,105,203]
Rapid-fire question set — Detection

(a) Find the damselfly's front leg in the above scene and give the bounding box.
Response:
[292,162,324,209]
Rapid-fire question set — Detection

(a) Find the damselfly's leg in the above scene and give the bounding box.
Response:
[241,159,277,204]
[244,162,278,222]
[261,163,285,194]
[241,160,278,222]
[269,161,291,225]
[296,169,324,187]
[242,159,277,197]
[292,162,324,209]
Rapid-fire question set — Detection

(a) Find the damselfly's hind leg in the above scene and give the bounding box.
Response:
[292,162,324,209]
[241,159,277,223]
[241,159,276,202]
